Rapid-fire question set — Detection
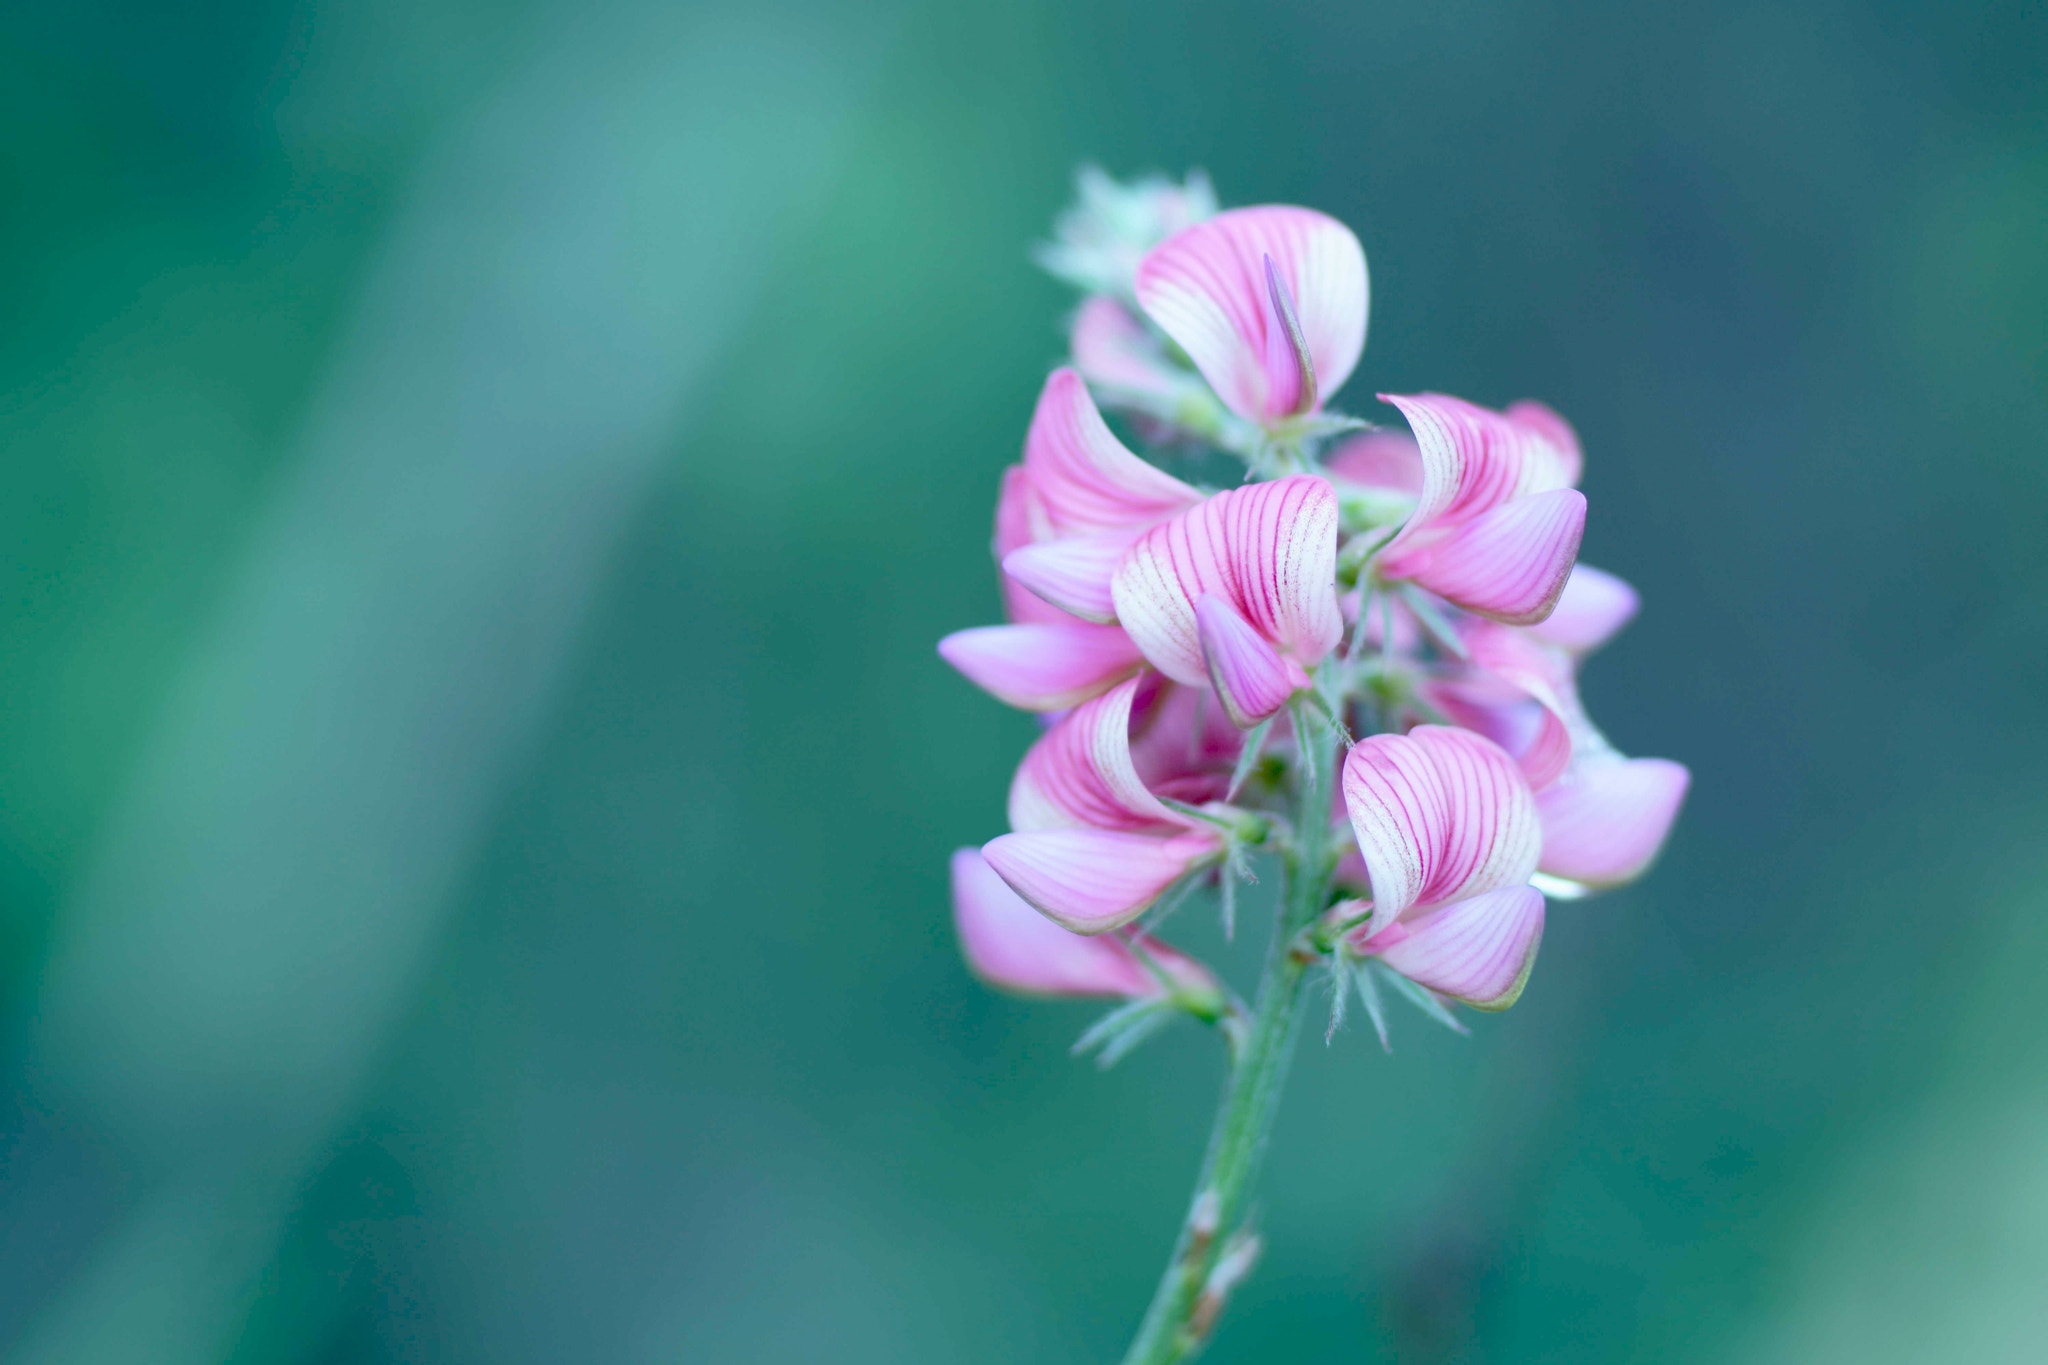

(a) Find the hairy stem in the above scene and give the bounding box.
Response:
[1118,718,1337,1365]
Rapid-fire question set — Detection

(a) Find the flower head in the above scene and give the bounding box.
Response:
[1111,475,1343,728]
[1372,393,1588,625]
[1136,207,1368,430]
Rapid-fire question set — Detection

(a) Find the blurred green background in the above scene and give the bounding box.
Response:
[2,1,2045,1361]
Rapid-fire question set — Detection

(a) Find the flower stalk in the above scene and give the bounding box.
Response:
[1118,723,1338,1365]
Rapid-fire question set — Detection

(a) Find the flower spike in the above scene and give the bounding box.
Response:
[1135,206,1367,426]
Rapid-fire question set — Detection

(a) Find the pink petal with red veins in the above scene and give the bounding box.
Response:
[1135,206,1367,424]
[1376,393,1583,562]
[1536,757,1690,889]
[1371,885,1545,1010]
[1402,488,1587,625]
[936,623,1145,712]
[1196,593,1310,728]
[1324,429,1423,495]
[1008,676,1183,833]
[1002,529,1138,623]
[981,828,1221,934]
[1341,726,1542,934]
[1023,368,1200,535]
[1070,297,1191,405]
[1529,563,1639,654]
[1112,475,1343,686]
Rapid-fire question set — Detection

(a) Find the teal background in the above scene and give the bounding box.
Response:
[3,1,2045,1361]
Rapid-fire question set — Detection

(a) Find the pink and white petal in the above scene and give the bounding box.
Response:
[982,828,1221,934]
[1375,393,1506,558]
[1372,885,1545,1010]
[993,465,1068,626]
[1529,563,1639,654]
[1111,476,1343,684]
[1007,677,1182,833]
[1070,297,1192,405]
[1023,368,1200,534]
[1425,676,1573,791]
[1503,399,1584,489]
[1223,474,1345,664]
[1536,757,1690,889]
[952,847,1157,996]
[1003,529,1138,623]
[937,623,1145,712]
[1324,429,1423,495]
[1134,206,1367,423]
[1401,726,1544,907]
[1340,731,1454,930]
[1196,593,1310,728]
[1406,488,1587,625]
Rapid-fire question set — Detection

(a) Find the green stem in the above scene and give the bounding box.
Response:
[1117,716,1337,1365]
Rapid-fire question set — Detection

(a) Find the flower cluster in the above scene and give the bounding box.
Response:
[942,171,1687,1055]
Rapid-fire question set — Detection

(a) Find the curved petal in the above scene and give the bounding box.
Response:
[1376,392,1582,561]
[937,623,1145,712]
[992,465,1068,625]
[1371,885,1545,1010]
[1002,529,1137,623]
[1070,296,1192,406]
[1423,674,1572,791]
[1504,399,1583,488]
[1536,757,1690,889]
[1340,726,1541,933]
[1135,206,1368,423]
[981,828,1221,934]
[1402,488,1587,625]
[952,848,1156,996]
[1022,368,1200,535]
[1529,563,1639,654]
[1008,676,1182,833]
[1112,475,1343,685]
[1324,429,1423,495]
[1196,593,1310,728]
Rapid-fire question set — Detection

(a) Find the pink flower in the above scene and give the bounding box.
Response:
[982,677,1232,933]
[1135,206,1368,428]
[1110,475,1344,728]
[998,367,1202,623]
[1338,726,1547,1010]
[941,369,1199,711]
[951,848,1219,1001]
[1455,602,1688,893]
[1372,393,1588,625]
[1070,295,1203,415]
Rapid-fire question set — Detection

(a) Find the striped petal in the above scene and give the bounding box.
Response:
[1402,488,1587,625]
[937,623,1145,712]
[952,848,1215,998]
[1022,368,1200,535]
[1376,392,1582,564]
[1340,726,1542,933]
[1008,676,1182,833]
[1003,530,1135,623]
[1195,592,1310,728]
[1536,757,1690,889]
[1111,474,1343,686]
[1503,399,1584,487]
[1370,885,1545,1010]
[981,828,1221,934]
[1135,206,1368,424]
[1529,563,1639,654]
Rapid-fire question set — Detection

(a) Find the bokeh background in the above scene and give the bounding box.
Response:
[2,0,2044,1360]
